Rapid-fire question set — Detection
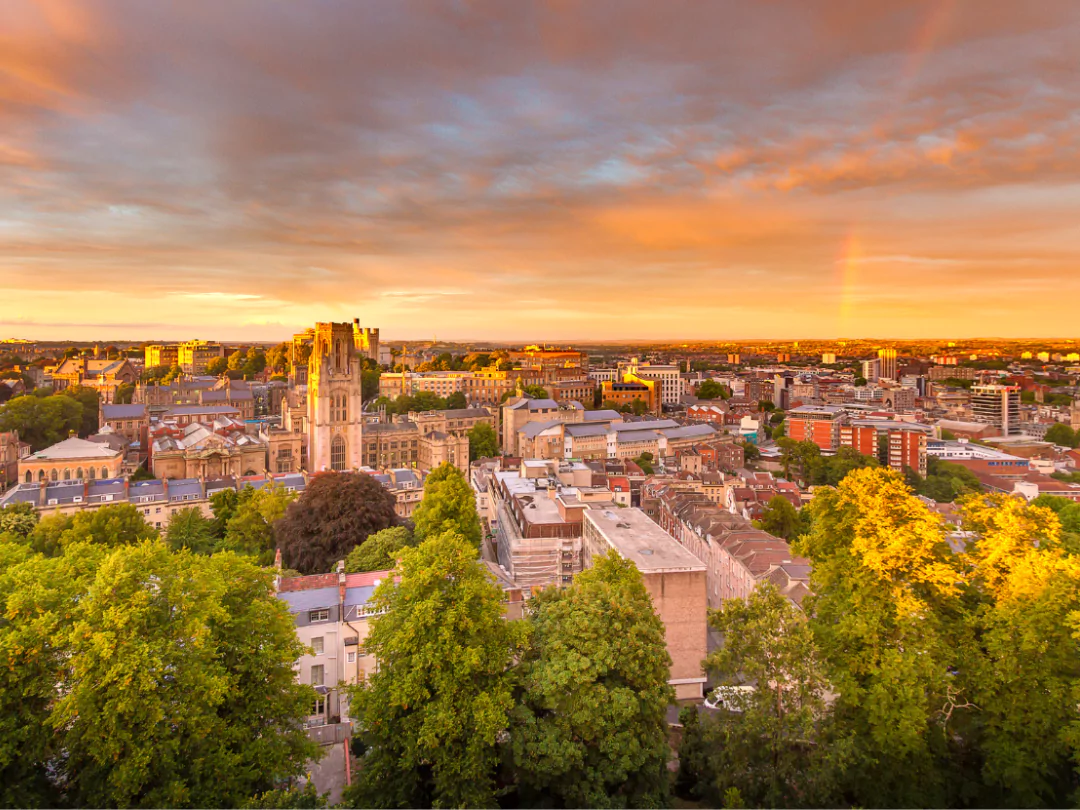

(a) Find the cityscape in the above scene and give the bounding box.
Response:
[4,2,1080,809]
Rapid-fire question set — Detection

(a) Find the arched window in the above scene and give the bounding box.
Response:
[331,436,347,471]
[76,467,83,480]
[38,470,45,482]
[341,394,347,422]
[88,467,96,480]
[335,340,344,372]
[25,471,32,484]
[50,470,57,482]
[63,469,71,481]
[101,466,108,479]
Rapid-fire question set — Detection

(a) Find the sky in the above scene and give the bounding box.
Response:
[2,0,1080,343]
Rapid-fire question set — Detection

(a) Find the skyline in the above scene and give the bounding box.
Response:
[4,1,1080,340]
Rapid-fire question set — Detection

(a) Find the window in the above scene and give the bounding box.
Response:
[50,470,57,482]
[88,467,95,479]
[310,664,324,686]
[313,697,325,716]
[309,608,330,623]
[101,467,108,479]
[76,467,83,480]
[311,636,324,655]
[330,436,346,471]
[347,651,356,663]
[24,471,31,483]
[63,468,71,481]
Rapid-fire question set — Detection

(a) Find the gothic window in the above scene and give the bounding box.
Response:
[89,467,96,479]
[38,470,45,481]
[331,435,347,471]
[50,470,57,482]
[63,469,70,481]
[25,471,31,483]
[341,394,347,422]
[101,466,108,479]
[76,467,83,480]
[335,340,344,372]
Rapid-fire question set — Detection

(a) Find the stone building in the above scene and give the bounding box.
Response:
[51,357,138,403]
[307,323,365,472]
[19,436,124,484]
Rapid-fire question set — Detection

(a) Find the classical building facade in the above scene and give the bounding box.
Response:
[307,322,365,472]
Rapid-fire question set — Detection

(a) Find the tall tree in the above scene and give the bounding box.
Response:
[58,385,100,437]
[794,468,964,807]
[445,391,468,410]
[54,543,318,807]
[345,530,523,808]
[468,421,499,461]
[757,494,800,540]
[276,472,399,574]
[223,484,296,564]
[411,463,482,548]
[0,394,83,451]
[1044,422,1078,448]
[509,553,673,808]
[165,506,219,555]
[683,584,849,808]
[0,502,38,539]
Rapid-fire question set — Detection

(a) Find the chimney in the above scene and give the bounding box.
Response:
[39,477,47,506]
[162,478,169,502]
[123,478,130,500]
[337,560,347,606]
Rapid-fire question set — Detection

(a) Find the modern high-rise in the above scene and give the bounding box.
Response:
[971,384,1021,436]
[877,348,898,381]
[861,358,881,382]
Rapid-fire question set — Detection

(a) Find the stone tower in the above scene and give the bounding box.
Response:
[307,322,365,472]
[352,319,379,363]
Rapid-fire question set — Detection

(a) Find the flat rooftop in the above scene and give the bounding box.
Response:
[585,507,705,574]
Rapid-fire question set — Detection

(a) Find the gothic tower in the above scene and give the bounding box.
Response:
[307,322,365,472]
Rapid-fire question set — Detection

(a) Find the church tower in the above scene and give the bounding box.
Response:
[307,322,365,472]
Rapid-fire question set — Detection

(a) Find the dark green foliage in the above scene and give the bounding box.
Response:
[468,421,499,461]
[276,472,399,574]
[757,494,800,539]
[445,390,468,409]
[0,502,38,538]
[1044,422,1078,448]
[509,554,674,808]
[165,507,219,555]
[0,394,83,451]
[344,530,522,808]
[243,782,328,808]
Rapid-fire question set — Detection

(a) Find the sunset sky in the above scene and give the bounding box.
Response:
[3,1,1079,342]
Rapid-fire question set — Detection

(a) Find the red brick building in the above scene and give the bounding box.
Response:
[787,405,844,451]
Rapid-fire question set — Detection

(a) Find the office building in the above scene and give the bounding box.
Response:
[971,384,1021,436]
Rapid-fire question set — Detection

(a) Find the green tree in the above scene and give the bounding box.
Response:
[58,385,100,437]
[757,495,800,540]
[345,530,523,808]
[445,391,468,410]
[0,502,38,538]
[521,384,549,399]
[411,463,483,549]
[361,368,381,401]
[344,526,415,573]
[227,349,246,371]
[0,394,83,451]
[209,487,240,537]
[223,484,296,563]
[243,782,328,808]
[633,451,655,475]
[205,356,229,376]
[696,379,727,400]
[794,469,963,807]
[25,503,158,557]
[276,473,399,574]
[510,554,673,808]
[685,584,849,808]
[54,543,319,807]
[629,397,650,416]
[114,382,135,404]
[1044,422,1078,448]
[165,506,219,555]
[468,421,499,462]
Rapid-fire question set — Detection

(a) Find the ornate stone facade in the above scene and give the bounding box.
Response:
[307,322,365,471]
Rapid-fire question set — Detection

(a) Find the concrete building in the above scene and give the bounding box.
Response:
[177,340,225,374]
[144,344,179,369]
[878,348,898,381]
[787,404,844,450]
[972,384,1022,436]
[618,359,682,406]
[582,507,708,700]
[601,377,660,415]
[307,323,365,471]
